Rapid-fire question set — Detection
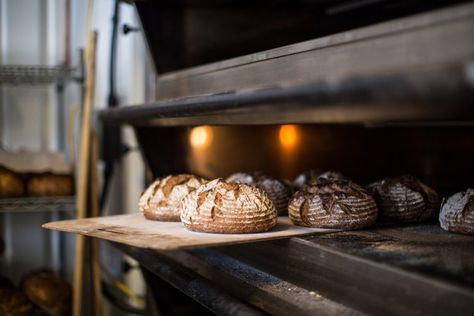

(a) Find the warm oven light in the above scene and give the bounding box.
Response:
[190,126,213,148]
[279,125,299,148]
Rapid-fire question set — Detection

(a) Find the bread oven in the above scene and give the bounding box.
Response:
[98,1,474,314]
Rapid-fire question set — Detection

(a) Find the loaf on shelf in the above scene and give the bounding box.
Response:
[26,173,74,197]
[139,174,207,221]
[0,151,74,198]
[180,178,278,233]
[439,189,474,235]
[0,166,24,198]
[0,275,32,316]
[226,171,291,215]
[367,175,440,223]
[289,178,378,230]
[21,270,71,316]
[0,288,32,316]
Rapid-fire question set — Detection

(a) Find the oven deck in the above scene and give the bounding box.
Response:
[117,223,474,315]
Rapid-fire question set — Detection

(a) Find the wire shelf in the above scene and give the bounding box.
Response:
[0,196,76,213]
[0,65,74,85]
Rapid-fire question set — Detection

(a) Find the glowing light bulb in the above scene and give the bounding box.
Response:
[190,126,213,148]
[279,125,299,148]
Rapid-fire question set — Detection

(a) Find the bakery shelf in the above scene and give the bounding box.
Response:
[0,196,76,213]
[0,65,75,85]
[100,61,474,126]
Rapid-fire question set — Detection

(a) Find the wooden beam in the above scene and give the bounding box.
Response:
[73,30,97,316]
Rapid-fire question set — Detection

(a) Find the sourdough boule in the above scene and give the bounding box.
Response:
[367,175,440,223]
[180,178,277,233]
[439,189,474,235]
[226,171,291,215]
[139,174,206,221]
[289,178,377,230]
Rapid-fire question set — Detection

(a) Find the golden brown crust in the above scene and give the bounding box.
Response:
[367,175,440,223]
[180,178,277,234]
[139,174,207,221]
[0,166,24,198]
[21,271,71,316]
[26,173,74,197]
[439,189,474,235]
[289,179,378,230]
[226,171,291,215]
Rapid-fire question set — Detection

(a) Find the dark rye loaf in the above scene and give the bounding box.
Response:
[293,169,348,190]
[367,175,440,223]
[289,179,378,230]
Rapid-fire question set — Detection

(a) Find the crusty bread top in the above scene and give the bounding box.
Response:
[367,175,439,222]
[226,171,291,215]
[293,169,347,189]
[139,174,206,221]
[180,178,277,233]
[289,179,377,229]
[439,189,474,234]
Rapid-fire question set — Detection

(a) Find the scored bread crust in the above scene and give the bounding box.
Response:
[367,175,440,223]
[289,179,378,230]
[139,174,206,221]
[226,171,291,216]
[439,189,474,235]
[180,178,277,234]
[293,169,347,190]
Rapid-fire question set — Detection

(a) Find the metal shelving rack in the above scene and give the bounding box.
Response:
[0,196,76,213]
[0,65,74,85]
[0,62,82,279]
[0,63,80,151]
[0,64,77,213]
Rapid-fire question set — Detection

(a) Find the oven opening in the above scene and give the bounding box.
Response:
[136,124,474,197]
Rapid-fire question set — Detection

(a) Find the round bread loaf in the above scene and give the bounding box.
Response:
[26,173,74,197]
[180,178,277,233]
[21,270,71,316]
[0,166,24,198]
[367,175,440,223]
[226,171,291,215]
[139,174,206,221]
[439,189,474,235]
[0,288,32,316]
[289,179,377,230]
[293,169,347,189]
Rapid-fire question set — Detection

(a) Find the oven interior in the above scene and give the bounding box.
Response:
[135,124,473,197]
[128,123,474,314]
